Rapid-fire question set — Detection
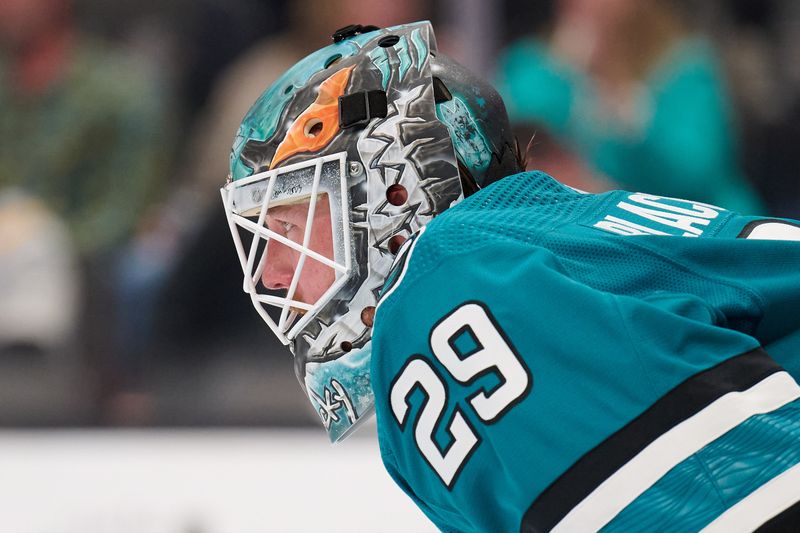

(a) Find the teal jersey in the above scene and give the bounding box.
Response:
[371,172,800,532]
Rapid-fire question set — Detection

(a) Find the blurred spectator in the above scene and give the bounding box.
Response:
[0,0,176,420]
[0,190,79,356]
[77,0,286,120]
[497,0,764,213]
[0,0,175,257]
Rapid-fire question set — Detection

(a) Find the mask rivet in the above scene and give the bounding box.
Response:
[348,161,364,177]
[389,234,407,254]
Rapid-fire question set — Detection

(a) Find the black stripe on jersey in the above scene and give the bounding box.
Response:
[738,218,800,238]
[755,500,800,532]
[520,348,782,533]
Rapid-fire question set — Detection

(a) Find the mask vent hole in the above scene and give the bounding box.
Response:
[361,306,375,327]
[325,54,343,68]
[389,235,407,254]
[341,341,353,352]
[432,77,452,103]
[378,35,400,48]
[304,118,324,138]
[386,184,408,206]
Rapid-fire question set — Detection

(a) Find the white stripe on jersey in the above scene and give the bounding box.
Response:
[551,371,800,533]
[700,461,800,533]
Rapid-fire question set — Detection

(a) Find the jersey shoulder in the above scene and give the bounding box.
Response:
[377,171,604,304]
[371,173,800,531]
[370,222,762,532]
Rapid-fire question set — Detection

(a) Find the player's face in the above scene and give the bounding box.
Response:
[260,195,335,306]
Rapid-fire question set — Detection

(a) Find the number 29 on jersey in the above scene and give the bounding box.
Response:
[389,302,532,488]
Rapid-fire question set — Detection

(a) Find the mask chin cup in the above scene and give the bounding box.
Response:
[302,341,375,443]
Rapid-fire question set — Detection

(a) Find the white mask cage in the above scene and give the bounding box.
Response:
[220,152,353,345]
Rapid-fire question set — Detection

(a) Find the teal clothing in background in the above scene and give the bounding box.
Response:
[372,172,800,532]
[497,38,764,214]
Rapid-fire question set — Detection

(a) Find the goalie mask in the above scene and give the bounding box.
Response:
[222,21,519,442]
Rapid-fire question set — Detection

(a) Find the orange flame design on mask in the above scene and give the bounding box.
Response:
[270,66,355,168]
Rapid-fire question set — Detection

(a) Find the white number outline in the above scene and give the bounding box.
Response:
[739,219,800,241]
[430,302,533,424]
[389,301,532,489]
[389,357,481,489]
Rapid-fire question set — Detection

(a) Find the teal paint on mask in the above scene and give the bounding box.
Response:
[305,342,374,442]
[411,28,428,70]
[436,96,492,174]
[230,36,378,181]
[230,23,432,180]
[368,46,391,90]
[397,35,412,82]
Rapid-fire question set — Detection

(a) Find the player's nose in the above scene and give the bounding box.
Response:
[261,242,295,290]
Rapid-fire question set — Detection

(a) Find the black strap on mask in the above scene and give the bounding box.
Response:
[339,90,388,129]
[332,24,380,43]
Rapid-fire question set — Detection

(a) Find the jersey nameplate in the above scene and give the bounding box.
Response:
[593,193,724,238]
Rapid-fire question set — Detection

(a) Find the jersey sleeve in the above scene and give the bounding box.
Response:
[371,236,764,532]
[572,185,800,380]
[629,214,800,377]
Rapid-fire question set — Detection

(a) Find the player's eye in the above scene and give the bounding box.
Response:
[281,220,297,234]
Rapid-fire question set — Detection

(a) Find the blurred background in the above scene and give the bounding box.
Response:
[0,0,798,530]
